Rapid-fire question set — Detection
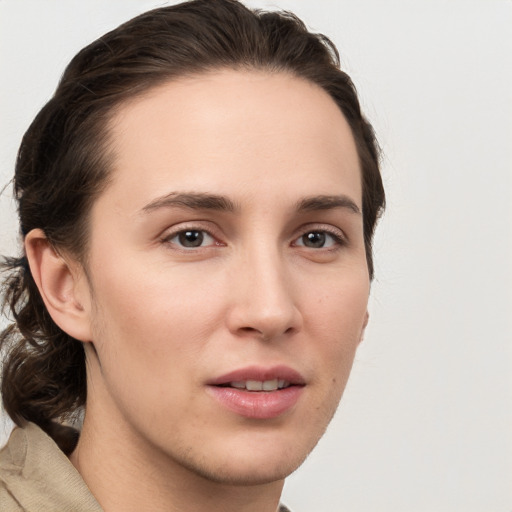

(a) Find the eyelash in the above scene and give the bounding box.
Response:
[293,227,346,250]
[161,224,222,251]
[161,224,346,251]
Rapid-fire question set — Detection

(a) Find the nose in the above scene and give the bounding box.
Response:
[225,247,303,341]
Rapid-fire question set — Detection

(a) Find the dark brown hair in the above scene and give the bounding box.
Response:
[0,0,385,451]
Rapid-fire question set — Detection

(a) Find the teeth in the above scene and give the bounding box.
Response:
[246,380,263,391]
[262,379,278,391]
[229,379,289,391]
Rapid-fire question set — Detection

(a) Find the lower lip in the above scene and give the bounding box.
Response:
[207,386,304,419]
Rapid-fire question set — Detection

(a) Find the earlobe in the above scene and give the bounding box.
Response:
[359,310,369,343]
[25,229,92,342]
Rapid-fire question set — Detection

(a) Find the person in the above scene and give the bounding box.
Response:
[0,0,385,510]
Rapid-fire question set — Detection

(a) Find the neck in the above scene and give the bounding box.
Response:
[70,393,285,512]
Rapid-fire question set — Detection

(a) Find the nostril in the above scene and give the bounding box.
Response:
[237,325,296,340]
[238,326,271,340]
[239,326,260,335]
[226,297,303,340]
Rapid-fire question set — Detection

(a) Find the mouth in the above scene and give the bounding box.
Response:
[206,366,305,419]
[208,365,305,387]
[218,379,292,391]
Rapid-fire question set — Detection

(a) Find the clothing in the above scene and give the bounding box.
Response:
[0,422,101,512]
[1,422,292,512]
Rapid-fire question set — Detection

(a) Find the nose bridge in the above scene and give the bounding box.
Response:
[227,237,301,339]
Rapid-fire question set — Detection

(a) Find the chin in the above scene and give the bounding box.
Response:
[181,452,306,487]
[170,426,325,487]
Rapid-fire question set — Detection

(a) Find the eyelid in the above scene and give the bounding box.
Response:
[292,223,347,247]
[160,221,224,248]
[158,221,347,250]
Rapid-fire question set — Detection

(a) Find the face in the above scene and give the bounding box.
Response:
[80,70,369,485]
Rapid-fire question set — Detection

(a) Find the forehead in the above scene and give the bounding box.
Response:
[101,69,361,212]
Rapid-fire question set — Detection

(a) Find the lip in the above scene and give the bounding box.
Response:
[207,365,306,386]
[206,365,306,419]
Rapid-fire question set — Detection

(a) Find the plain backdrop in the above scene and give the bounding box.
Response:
[0,1,511,511]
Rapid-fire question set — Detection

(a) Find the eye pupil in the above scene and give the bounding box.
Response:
[178,230,204,247]
[303,232,326,248]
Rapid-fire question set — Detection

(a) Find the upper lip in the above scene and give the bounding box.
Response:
[207,365,306,386]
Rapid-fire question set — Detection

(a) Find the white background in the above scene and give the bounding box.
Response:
[1,1,511,511]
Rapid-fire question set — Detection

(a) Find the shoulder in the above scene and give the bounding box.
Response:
[0,422,102,512]
[1,424,31,511]
[1,480,24,511]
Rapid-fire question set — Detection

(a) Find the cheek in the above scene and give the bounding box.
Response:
[308,269,369,336]
[87,257,226,379]
[86,269,203,424]
[306,271,369,383]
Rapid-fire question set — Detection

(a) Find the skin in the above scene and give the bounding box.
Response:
[27,70,370,512]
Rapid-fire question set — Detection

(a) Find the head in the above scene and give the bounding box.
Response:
[1,0,384,482]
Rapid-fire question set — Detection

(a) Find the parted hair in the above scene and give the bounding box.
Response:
[0,0,385,452]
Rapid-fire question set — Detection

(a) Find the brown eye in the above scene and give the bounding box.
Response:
[179,230,203,247]
[295,230,342,249]
[167,229,215,248]
[302,232,326,248]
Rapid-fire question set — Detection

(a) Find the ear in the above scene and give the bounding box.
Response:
[25,229,93,342]
[359,310,369,344]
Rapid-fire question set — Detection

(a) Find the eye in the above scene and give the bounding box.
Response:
[294,230,343,249]
[166,229,216,249]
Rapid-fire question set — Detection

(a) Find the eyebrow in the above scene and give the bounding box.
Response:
[141,191,360,215]
[142,192,238,213]
[296,195,361,215]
